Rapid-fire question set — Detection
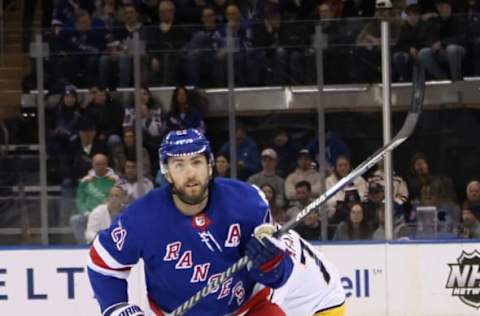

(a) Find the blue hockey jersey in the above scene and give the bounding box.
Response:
[88,178,271,315]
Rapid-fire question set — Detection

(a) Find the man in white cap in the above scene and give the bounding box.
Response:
[248,148,285,208]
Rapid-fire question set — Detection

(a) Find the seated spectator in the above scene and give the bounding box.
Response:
[123,86,167,145]
[285,149,322,203]
[94,0,122,31]
[212,0,227,23]
[411,176,459,235]
[248,148,285,208]
[418,0,466,80]
[184,6,219,87]
[367,160,409,205]
[111,128,152,178]
[310,2,358,84]
[146,0,189,86]
[167,86,206,134]
[333,202,373,241]
[68,116,109,182]
[99,3,148,89]
[219,125,260,180]
[137,0,160,24]
[43,19,73,90]
[407,152,435,202]
[393,4,427,82]
[458,202,480,239]
[466,0,480,76]
[84,185,126,244]
[249,7,300,85]
[260,184,287,224]
[306,131,350,175]
[70,153,119,243]
[430,176,460,233]
[213,4,252,86]
[213,153,230,178]
[65,9,107,87]
[294,210,322,241]
[364,175,408,225]
[342,0,376,18]
[355,0,402,82]
[84,85,124,149]
[268,128,300,178]
[331,187,362,226]
[326,155,368,217]
[53,0,95,25]
[116,158,154,205]
[286,180,313,220]
[372,202,408,240]
[463,180,480,209]
[47,85,82,180]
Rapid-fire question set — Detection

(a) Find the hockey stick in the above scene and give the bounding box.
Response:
[171,63,425,316]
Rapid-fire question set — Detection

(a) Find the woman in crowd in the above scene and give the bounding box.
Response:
[260,184,287,224]
[333,202,373,241]
[213,153,230,178]
[167,86,206,133]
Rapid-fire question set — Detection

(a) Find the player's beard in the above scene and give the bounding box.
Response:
[172,177,209,206]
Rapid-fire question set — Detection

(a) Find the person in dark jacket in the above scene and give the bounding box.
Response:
[65,10,107,87]
[417,0,467,80]
[145,0,189,86]
[184,6,219,87]
[393,4,427,81]
[83,85,124,150]
[99,3,149,89]
[48,85,82,180]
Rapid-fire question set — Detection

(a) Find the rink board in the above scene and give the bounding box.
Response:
[0,241,479,315]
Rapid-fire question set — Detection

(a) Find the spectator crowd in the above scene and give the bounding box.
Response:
[29,0,480,92]
[24,0,480,243]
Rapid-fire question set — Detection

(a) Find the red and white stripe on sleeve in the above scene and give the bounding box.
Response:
[87,237,134,279]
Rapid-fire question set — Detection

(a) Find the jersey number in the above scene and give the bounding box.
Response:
[299,240,331,284]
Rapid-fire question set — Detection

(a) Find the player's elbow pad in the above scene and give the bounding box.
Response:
[103,303,145,316]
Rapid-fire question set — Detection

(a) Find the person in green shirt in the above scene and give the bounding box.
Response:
[70,153,118,243]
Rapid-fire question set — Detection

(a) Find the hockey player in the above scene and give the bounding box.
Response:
[256,224,346,316]
[87,128,294,316]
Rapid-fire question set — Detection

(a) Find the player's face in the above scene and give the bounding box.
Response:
[167,154,210,205]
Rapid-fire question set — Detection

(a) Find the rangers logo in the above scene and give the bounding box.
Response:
[111,221,127,251]
[446,250,480,309]
[192,213,211,231]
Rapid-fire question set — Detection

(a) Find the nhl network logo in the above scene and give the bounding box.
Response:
[446,250,480,309]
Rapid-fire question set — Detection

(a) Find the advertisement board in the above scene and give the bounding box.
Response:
[0,242,479,315]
